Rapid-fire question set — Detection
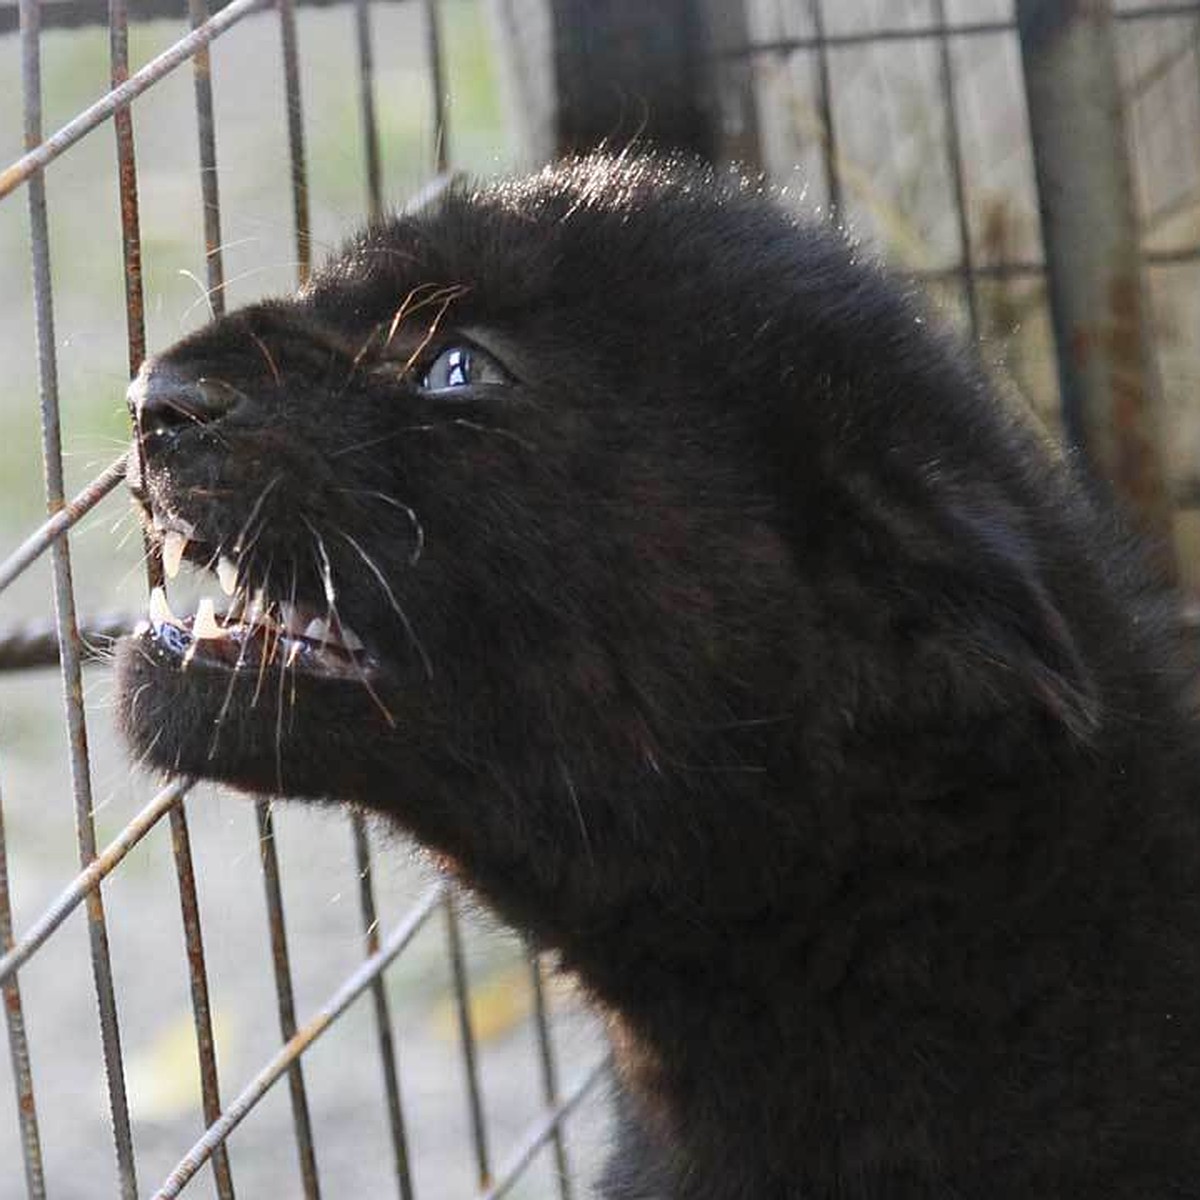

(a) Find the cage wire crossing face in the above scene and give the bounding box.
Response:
[0,0,603,1195]
[2,0,1200,1196]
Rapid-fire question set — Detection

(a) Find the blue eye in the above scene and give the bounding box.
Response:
[420,344,508,393]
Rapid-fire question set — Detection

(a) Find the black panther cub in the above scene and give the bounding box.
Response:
[118,156,1200,1198]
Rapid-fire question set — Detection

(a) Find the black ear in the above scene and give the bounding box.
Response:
[932,496,1101,743]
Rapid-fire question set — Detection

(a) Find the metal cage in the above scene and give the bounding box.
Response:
[0,1,606,1196]
[2,0,1200,1196]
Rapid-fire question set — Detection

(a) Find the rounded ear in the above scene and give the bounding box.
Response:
[928,496,1101,743]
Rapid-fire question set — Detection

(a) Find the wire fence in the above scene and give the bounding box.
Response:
[0,0,605,1195]
[2,0,1199,1196]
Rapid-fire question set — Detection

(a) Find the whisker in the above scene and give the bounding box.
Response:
[336,529,433,680]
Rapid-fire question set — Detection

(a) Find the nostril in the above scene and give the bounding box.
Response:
[127,362,239,437]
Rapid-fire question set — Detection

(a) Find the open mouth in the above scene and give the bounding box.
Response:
[135,520,372,681]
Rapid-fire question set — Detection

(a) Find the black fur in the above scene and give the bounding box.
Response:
[116,156,1200,1198]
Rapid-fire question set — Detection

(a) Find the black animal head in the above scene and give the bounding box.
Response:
[117,155,1110,946]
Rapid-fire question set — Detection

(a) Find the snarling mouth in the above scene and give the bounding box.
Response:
[134,518,373,681]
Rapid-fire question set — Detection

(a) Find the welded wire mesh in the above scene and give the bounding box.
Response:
[721,0,1200,539]
[3,0,1200,1196]
[0,0,605,1194]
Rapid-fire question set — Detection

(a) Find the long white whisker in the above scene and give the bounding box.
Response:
[336,529,433,680]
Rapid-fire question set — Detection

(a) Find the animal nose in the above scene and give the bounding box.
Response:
[127,361,239,437]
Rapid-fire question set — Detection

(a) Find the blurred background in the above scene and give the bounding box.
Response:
[1,0,1198,1196]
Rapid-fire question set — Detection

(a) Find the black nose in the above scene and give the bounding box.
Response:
[127,361,240,437]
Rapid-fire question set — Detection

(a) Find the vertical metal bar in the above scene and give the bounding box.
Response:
[256,800,321,1197]
[444,890,491,1189]
[277,0,311,282]
[188,0,227,313]
[0,776,47,1200]
[809,0,842,221]
[423,0,449,171]
[930,0,979,335]
[169,804,236,1199]
[110,0,145,375]
[20,0,140,1194]
[110,5,235,1192]
[354,0,384,219]
[1016,0,1176,563]
[351,815,415,1200]
[527,949,571,1200]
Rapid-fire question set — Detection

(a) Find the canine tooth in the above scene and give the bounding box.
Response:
[337,624,364,651]
[149,586,177,629]
[304,617,332,644]
[246,588,268,625]
[162,530,188,579]
[193,597,224,640]
[216,555,239,597]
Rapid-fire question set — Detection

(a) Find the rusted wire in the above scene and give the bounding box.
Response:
[21,0,139,1189]
[424,0,448,171]
[0,777,192,989]
[527,947,572,1200]
[930,0,979,336]
[255,799,322,1194]
[0,454,127,596]
[169,802,236,1198]
[0,774,47,1200]
[353,0,383,219]
[277,0,312,283]
[808,0,841,222]
[352,815,415,1199]
[188,0,227,313]
[445,889,492,1189]
[151,881,446,1199]
[0,0,266,201]
[477,1054,610,1200]
[723,4,1200,59]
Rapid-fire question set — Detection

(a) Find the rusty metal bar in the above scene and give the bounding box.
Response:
[0,613,134,671]
[351,814,415,1199]
[0,0,410,35]
[151,881,445,1199]
[109,5,234,1189]
[477,1054,610,1200]
[723,4,1200,59]
[189,0,227,314]
[20,0,139,1190]
[0,0,267,202]
[445,889,492,1189]
[1017,0,1176,559]
[931,0,979,334]
[0,454,127,597]
[353,0,383,218]
[110,0,146,375]
[423,0,448,171]
[277,0,312,283]
[0,777,192,988]
[169,802,236,1199]
[0,774,47,1200]
[527,949,571,1200]
[255,799,321,1196]
[809,0,841,222]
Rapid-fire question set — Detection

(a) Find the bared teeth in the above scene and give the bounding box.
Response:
[304,617,332,644]
[193,598,224,640]
[216,555,239,597]
[162,530,188,579]
[149,586,177,629]
[336,624,364,652]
